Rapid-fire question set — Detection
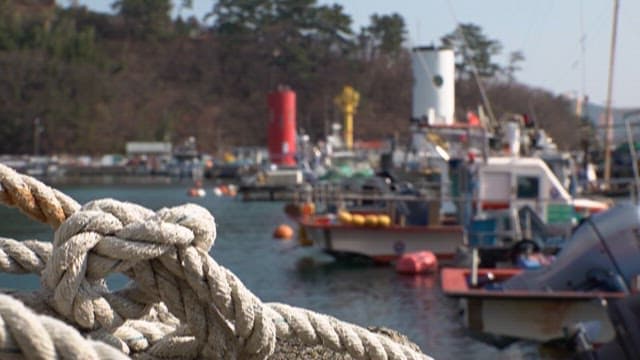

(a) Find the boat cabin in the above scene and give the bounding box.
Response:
[477,156,582,224]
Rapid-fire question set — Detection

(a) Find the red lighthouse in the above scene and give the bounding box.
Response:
[267,88,297,166]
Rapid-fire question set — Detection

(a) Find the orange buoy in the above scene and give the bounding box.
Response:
[301,202,316,216]
[395,251,438,274]
[273,224,294,240]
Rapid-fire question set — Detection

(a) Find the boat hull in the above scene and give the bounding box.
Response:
[442,268,624,344]
[300,221,463,263]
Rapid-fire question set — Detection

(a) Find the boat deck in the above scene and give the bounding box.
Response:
[441,267,627,300]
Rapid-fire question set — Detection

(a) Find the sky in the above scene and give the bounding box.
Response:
[79,0,639,109]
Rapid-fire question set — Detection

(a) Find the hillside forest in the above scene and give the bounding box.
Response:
[0,0,594,155]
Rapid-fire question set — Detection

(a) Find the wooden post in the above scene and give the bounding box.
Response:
[471,248,479,287]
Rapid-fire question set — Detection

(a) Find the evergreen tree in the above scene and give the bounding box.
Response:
[363,13,406,58]
[111,0,172,39]
[441,23,502,79]
[504,50,525,82]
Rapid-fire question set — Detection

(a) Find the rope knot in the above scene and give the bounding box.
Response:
[42,199,216,329]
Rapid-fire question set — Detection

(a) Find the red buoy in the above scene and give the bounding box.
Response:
[267,88,297,166]
[395,251,438,274]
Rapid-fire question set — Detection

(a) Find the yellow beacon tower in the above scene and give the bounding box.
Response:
[334,85,360,150]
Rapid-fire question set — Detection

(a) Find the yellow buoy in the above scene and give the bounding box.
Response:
[351,214,365,226]
[338,211,352,224]
[273,224,294,240]
[378,214,391,227]
[364,214,379,227]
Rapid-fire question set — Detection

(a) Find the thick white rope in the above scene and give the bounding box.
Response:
[0,293,129,359]
[0,164,433,360]
[40,198,431,359]
[0,238,51,274]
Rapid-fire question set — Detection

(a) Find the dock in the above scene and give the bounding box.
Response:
[238,184,311,201]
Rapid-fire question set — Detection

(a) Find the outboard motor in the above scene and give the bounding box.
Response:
[574,293,640,359]
[503,204,640,292]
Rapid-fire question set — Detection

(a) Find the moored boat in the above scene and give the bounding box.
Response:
[441,267,623,345]
[442,204,640,347]
[300,214,463,263]
[294,154,609,265]
[291,46,609,267]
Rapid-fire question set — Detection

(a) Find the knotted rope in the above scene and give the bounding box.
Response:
[0,163,433,360]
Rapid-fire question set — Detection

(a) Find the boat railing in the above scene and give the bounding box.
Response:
[293,183,590,233]
[467,204,574,250]
[293,185,588,211]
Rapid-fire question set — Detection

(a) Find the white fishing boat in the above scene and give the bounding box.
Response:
[299,214,463,263]
[294,46,608,264]
[296,154,608,264]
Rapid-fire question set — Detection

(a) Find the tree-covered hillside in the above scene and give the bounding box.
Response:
[0,0,585,155]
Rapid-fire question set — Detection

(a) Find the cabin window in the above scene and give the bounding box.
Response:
[482,172,510,201]
[516,176,539,199]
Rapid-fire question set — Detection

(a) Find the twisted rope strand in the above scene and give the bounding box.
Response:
[0,293,129,359]
[0,238,51,274]
[0,164,79,228]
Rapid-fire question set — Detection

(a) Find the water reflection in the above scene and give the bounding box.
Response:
[395,273,437,290]
[293,255,375,275]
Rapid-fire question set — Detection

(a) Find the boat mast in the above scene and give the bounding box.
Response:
[602,0,620,187]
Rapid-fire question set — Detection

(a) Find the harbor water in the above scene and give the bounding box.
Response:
[0,183,565,359]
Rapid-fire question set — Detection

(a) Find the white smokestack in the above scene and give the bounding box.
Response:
[411,47,455,125]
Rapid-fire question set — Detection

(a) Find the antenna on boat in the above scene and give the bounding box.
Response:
[602,0,620,188]
[579,0,587,106]
[443,0,498,130]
